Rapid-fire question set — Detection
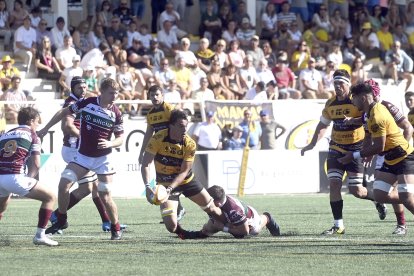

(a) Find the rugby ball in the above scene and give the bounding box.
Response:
[152,185,169,205]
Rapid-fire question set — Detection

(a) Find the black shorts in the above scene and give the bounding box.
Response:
[379,152,414,175]
[327,149,364,174]
[168,179,204,201]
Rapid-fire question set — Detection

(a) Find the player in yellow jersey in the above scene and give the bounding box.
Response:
[301,69,385,235]
[405,91,414,145]
[141,109,222,238]
[339,82,414,225]
[138,85,186,221]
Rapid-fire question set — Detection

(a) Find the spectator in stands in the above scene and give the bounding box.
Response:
[147,38,165,72]
[307,0,324,20]
[105,16,128,50]
[116,62,136,113]
[227,39,246,69]
[83,65,100,97]
[106,40,127,72]
[35,36,61,81]
[224,125,244,150]
[55,35,77,70]
[244,80,268,101]
[393,23,410,52]
[359,22,380,52]
[151,0,167,33]
[97,1,113,29]
[29,6,41,28]
[326,40,343,68]
[322,60,336,94]
[176,37,198,69]
[196,38,215,74]
[218,2,232,30]
[163,79,181,104]
[0,0,12,51]
[246,35,265,68]
[256,59,276,86]
[262,40,277,68]
[239,55,258,91]
[342,36,366,66]
[172,56,193,99]
[405,1,414,35]
[330,7,347,41]
[0,76,27,124]
[259,109,286,150]
[159,2,187,39]
[214,39,229,69]
[191,77,215,101]
[200,0,222,44]
[157,20,179,57]
[311,43,327,71]
[113,0,136,27]
[312,4,332,43]
[72,20,94,57]
[265,80,279,100]
[290,40,311,75]
[277,1,298,27]
[385,3,403,32]
[136,24,152,50]
[0,55,20,92]
[59,54,83,96]
[154,57,175,89]
[222,64,242,99]
[127,38,149,71]
[299,57,329,99]
[287,20,302,47]
[232,1,250,26]
[236,17,256,50]
[368,5,385,32]
[126,20,139,48]
[51,17,70,50]
[36,19,53,50]
[14,15,37,73]
[80,42,113,76]
[384,40,414,91]
[9,0,28,30]
[273,21,294,55]
[89,21,108,49]
[239,109,262,150]
[272,52,301,99]
[350,57,368,85]
[193,110,222,150]
[221,19,237,46]
[260,2,278,42]
[377,21,394,56]
[207,60,228,99]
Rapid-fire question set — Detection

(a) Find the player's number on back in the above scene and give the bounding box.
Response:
[2,140,17,157]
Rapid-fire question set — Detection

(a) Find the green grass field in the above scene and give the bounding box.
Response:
[1,194,414,275]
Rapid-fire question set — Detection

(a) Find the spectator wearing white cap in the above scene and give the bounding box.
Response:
[13,15,36,72]
[59,54,83,97]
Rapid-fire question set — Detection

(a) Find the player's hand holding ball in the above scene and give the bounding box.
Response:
[150,185,169,205]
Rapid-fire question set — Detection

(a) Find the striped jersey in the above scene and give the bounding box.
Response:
[62,93,81,148]
[146,102,174,133]
[69,97,123,157]
[221,195,254,226]
[0,125,41,174]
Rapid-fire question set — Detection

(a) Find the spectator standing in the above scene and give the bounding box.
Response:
[192,111,222,151]
[259,110,286,150]
[200,0,222,44]
[151,0,167,33]
[113,0,136,27]
[239,109,262,150]
[224,125,245,150]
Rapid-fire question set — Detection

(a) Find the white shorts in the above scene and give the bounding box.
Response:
[72,152,115,175]
[0,174,38,197]
[61,146,77,164]
[247,206,262,236]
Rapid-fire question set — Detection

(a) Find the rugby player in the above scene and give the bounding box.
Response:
[0,107,58,246]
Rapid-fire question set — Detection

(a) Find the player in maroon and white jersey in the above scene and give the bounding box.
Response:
[201,185,281,238]
[0,107,58,246]
[49,77,126,233]
[38,78,124,240]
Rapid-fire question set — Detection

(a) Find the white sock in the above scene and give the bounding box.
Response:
[35,228,46,238]
[334,219,344,228]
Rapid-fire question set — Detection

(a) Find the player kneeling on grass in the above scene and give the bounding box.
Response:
[200,185,281,238]
[0,107,58,246]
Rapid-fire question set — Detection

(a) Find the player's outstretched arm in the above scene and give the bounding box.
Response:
[138,124,154,164]
[37,107,71,138]
[301,121,329,156]
[140,151,156,204]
